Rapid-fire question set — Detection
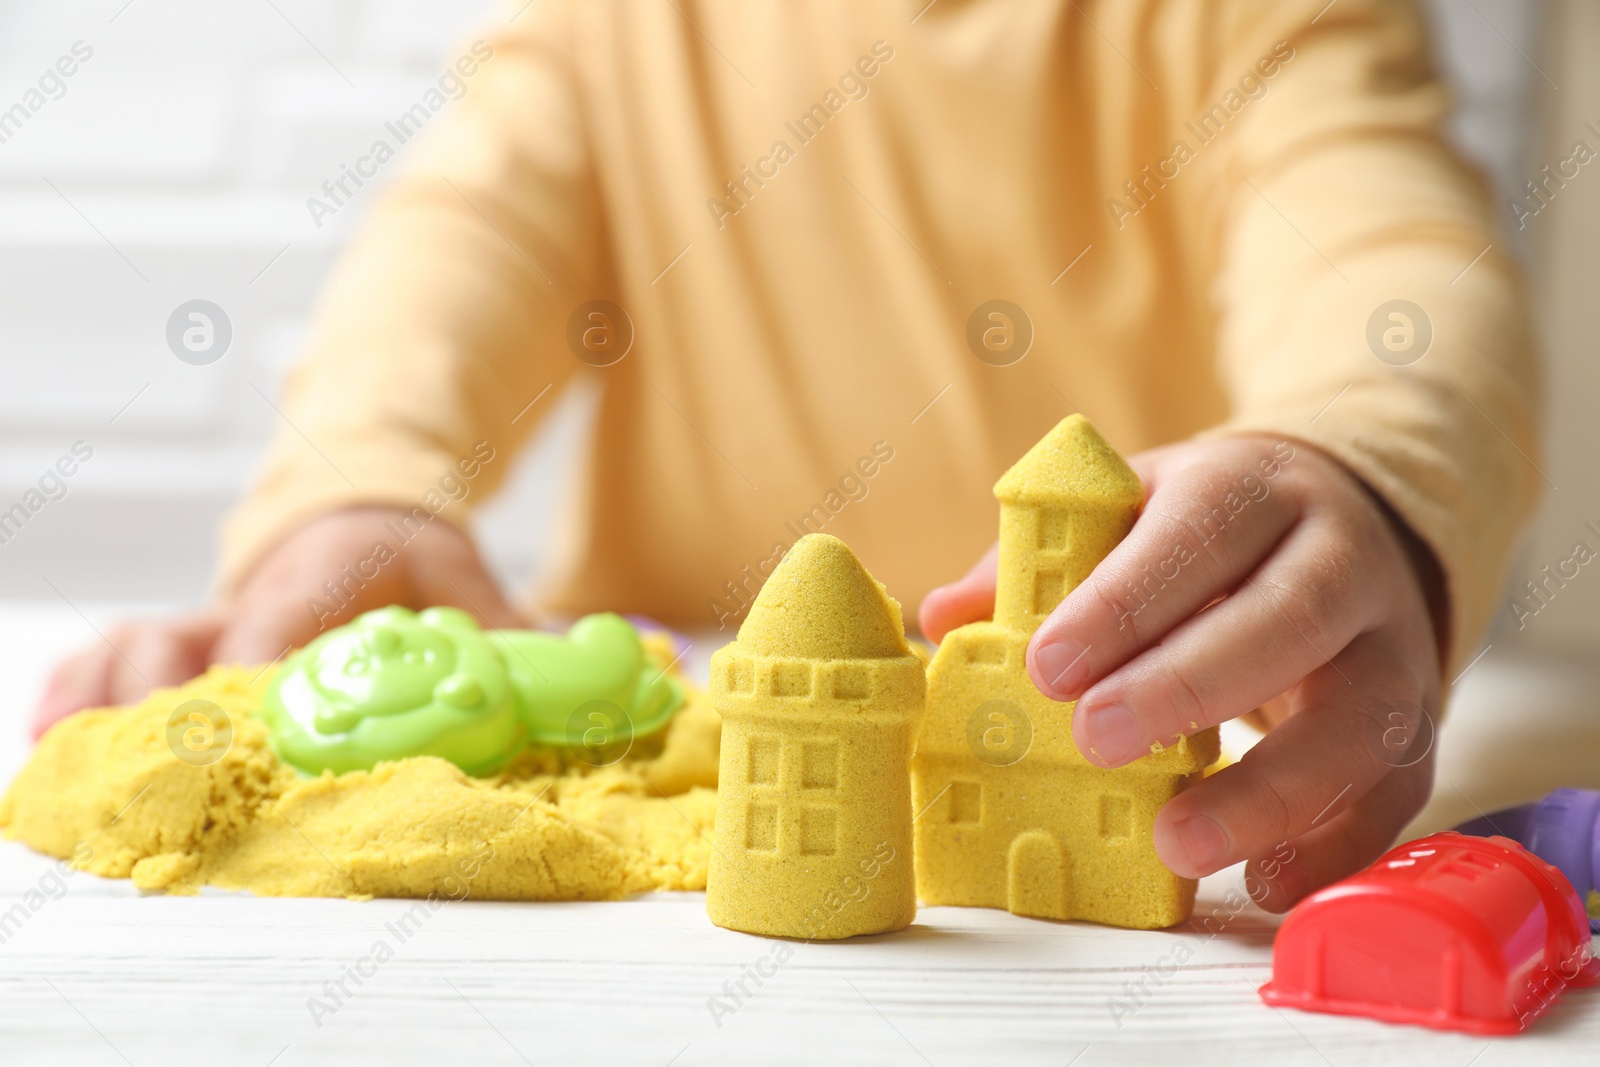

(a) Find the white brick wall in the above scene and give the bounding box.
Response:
[0,0,1544,606]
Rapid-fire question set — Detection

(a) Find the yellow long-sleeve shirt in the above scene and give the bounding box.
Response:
[223,0,1540,672]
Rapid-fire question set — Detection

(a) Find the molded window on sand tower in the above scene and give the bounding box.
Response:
[723,657,754,693]
[747,801,778,851]
[963,640,1007,668]
[948,780,982,824]
[1037,508,1071,550]
[800,807,838,855]
[801,741,838,790]
[748,734,780,785]
[1034,570,1065,615]
[830,664,871,700]
[1098,794,1132,839]
[769,661,812,697]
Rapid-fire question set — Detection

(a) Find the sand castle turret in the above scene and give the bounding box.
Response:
[911,415,1219,929]
[991,415,1145,631]
[706,534,922,939]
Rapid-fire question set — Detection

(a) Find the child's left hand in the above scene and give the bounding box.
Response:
[919,434,1443,911]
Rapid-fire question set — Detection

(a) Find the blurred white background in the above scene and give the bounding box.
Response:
[0,0,593,608]
[0,0,1591,677]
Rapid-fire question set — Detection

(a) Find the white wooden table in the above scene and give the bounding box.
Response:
[2,604,1597,1066]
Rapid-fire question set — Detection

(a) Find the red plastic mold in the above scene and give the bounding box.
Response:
[1260,832,1598,1034]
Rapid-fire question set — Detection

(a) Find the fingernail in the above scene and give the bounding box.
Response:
[1175,815,1229,870]
[1033,639,1091,697]
[1081,703,1143,766]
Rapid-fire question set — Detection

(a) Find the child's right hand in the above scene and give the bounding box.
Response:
[30,507,524,739]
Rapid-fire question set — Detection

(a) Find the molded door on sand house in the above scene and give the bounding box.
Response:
[1007,830,1071,920]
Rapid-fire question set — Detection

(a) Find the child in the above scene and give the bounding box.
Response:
[35,0,1538,911]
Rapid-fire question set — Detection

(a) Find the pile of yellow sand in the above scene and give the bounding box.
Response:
[0,665,720,900]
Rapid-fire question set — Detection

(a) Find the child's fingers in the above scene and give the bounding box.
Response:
[406,514,527,628]
[1243,758,1435,913]
[31,643,116,739]
[1026,448,1298,701]
[916,542,998,642]
[117,617,219,700]
[1071,518,1375,766]
[212,597,328,669]
[30,614,224,739]
[420,565,526,629]
[1151,631,1430,879]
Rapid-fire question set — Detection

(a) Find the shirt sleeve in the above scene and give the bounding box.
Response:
[1190,0,1542,675]
[218,7,598,593]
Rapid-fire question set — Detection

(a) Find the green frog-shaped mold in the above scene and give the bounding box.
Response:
[259,606,685,776]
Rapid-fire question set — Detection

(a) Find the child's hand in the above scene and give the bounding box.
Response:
[920,435,1442,911]
[30,508,523,739]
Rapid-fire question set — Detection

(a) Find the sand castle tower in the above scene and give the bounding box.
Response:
[706,534,923,939]
[911,415,1219,929]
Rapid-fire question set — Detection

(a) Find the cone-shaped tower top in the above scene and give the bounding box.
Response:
[992,414,1143,508]
[737,534,911,659]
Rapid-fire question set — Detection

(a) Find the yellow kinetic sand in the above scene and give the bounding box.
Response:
[1,653,720,900]
[706,534,923,939]
[911,415,1220,929]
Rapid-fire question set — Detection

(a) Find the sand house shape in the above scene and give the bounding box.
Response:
[706,534,923,939]
[911,415,1220,929]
